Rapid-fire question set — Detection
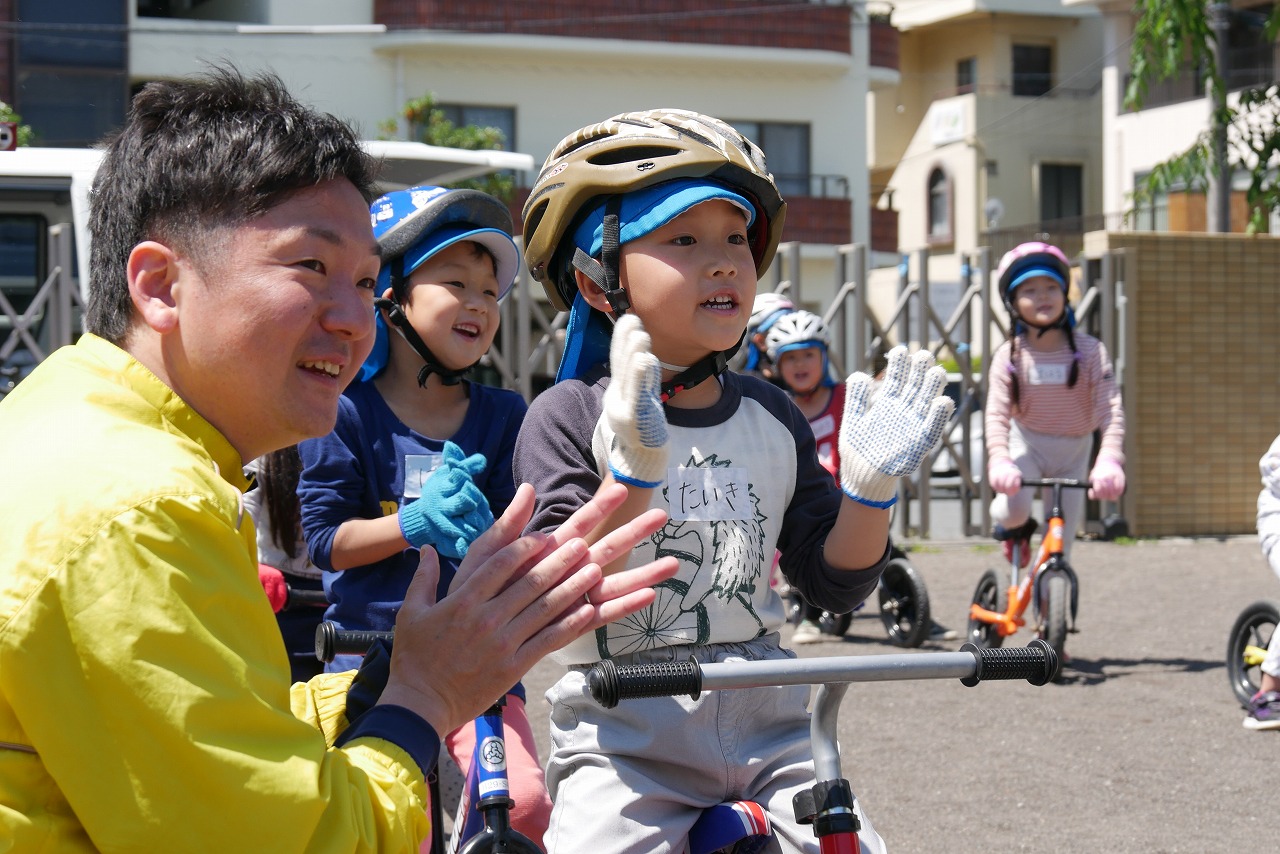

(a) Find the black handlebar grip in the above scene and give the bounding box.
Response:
[286,588,330,609]
[314,621,394,663]
[587,658,703,708]
[959,639,1059,687]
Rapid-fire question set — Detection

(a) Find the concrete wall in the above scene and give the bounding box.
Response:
[1084,230,1280,537]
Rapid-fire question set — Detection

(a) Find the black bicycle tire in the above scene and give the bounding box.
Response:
[1227,599,1280,709]
[879,557,931,648]
[966,569,1007,649]
[1040,575,1069,671]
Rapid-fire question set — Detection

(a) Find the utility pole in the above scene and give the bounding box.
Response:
[1206,1,1232,232]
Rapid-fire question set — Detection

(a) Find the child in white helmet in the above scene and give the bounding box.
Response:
[514,108,954,853]
[733,290,795,383]
[986,242,1126,568]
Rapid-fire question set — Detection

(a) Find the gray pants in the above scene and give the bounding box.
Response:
[990,422,1092,559]
[543,634,885,853]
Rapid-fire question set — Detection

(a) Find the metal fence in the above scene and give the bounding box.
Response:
[2,224,1127,538]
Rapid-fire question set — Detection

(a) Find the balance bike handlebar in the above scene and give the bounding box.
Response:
[588,640,1058,709]
[315,622,393,663]
[1019,478,1092,490]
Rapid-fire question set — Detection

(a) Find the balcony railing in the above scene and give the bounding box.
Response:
[980,213,1127,264]
[375,1,853,54]
[1122,42,1279,112]
[868,18,899,73]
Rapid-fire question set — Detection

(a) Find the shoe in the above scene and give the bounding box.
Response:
[1001,537,1032,569]
[1243,691,1280,730]
[928,621,959,642]
[792,620,822,645]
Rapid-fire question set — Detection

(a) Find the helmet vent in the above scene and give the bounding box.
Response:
[587,144,681,166]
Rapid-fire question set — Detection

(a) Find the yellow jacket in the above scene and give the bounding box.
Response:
[0,336,433,852]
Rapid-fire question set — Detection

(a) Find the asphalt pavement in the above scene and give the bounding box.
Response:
[520,533,1276,853]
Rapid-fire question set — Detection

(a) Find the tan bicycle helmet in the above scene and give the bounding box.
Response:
[522,108,788,312]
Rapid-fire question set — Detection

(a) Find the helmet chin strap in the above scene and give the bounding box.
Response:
[380,257,474,388]
[569,198,743,403]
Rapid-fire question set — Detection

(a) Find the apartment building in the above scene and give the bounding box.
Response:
[869,0,1104,272]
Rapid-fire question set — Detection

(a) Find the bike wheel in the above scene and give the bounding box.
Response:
[1039,574,1069,668]
[966,569,1007,649]
[1227,600,1280,709]
[878,557,931,648]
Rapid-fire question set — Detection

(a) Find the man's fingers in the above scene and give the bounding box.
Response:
[583,555,679,608]
[403,546,441,610]
[585,506,668,570]
[541,482,631,551]
[459,483,535,570]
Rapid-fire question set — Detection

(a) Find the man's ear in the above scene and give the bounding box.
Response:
[574,268,615,315]
[127,241,182,334]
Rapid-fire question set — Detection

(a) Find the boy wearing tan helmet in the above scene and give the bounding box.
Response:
[514,109,954,852]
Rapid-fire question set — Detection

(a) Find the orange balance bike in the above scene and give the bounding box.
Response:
[966,477,1092,669]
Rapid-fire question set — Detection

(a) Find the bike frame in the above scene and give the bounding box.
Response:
[969,478,1086,638]
[315,624,539,854]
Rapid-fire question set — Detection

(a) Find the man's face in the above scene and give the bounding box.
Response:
[168,179,380,460]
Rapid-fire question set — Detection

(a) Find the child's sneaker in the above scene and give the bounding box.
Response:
[928,621,959,642]
[1243,690,1280,730]
[792,620,822,645]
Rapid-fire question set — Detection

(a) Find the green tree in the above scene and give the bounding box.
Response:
[1126,1,1280,233]
[380,94,514,202]
[0,101,35,146]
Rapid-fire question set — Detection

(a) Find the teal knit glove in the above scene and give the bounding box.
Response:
[398,441,493,558]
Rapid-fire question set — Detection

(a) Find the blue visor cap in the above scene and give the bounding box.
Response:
[571,179,756,258]
[381,223,521,302]
[1007,264,1067,295]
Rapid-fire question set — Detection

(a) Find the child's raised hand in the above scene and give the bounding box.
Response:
[398,441,494,559]
[988,459,1023,495]
[603,314,669,488]
[1088,456,1125,501]
[837,345,954,507]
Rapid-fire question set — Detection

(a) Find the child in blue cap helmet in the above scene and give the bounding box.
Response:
[296,185,551,846]
[515,109,955,853]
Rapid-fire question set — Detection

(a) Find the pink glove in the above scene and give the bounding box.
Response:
[258,564,288,613]
[1089,457,1126,501]
[988,459,1023,495]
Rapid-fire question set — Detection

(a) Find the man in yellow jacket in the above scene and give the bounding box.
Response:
[0,68,676,852]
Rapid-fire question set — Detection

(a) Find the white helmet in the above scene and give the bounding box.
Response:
[764,310,830,363]
[749,292,796,335]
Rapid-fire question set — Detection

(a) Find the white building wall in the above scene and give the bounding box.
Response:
[128,5,873,311]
